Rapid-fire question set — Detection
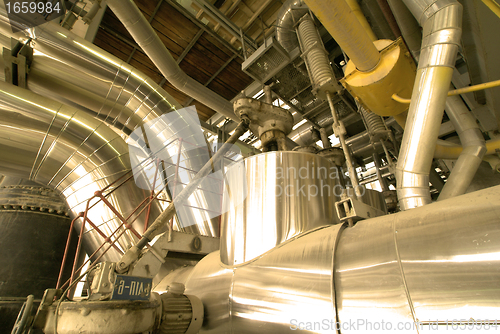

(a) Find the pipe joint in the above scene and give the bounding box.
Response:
[395,170,432,210]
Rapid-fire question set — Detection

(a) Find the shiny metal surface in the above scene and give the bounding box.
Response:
[155,185,500,333]
[0,81,146,260]
[177,224,344,333]
[336,184,500,332]
[105,0,237,121]
[0,9,222,238]
[220,151,341,265]
[438,93,486,200]
[396,1,463,210]
[275,0,308,53]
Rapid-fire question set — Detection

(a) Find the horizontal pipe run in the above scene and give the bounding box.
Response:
[392,79,500,103]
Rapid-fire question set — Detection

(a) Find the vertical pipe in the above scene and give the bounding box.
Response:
[319,127,332,148]
[396,0,463,210]
[438,95,486,200]
[373,152,389,192]
[387,0,422,57]
[376,0,402,38]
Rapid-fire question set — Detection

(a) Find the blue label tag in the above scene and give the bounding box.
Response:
[111,275,152,301]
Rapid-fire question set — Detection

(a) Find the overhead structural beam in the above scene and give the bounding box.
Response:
[176,29,204,65]
[191,0,257,49]
[242,0,274,31]
[164,0,244,60]
[184,54,237,107]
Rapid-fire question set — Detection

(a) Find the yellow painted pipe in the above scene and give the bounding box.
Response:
[303,0,380,72]
[481,0,500,19]
[392,79,500,104]
[345,0,378,42]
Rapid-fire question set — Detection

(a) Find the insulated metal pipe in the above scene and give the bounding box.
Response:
[0,81,150,261]
[345,0,378,41]
[302,0,380,72]
[275,0,309,53]
[159,184,500,333]
[387,0,422,56]
[396,0,463,210]
[0,13,227,238]
[105,0,237,121]
[438,95,486,200]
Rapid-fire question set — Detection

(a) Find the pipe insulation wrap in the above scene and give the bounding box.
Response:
[105,0,237,121]
[275,0,309,53]
[396,0,462,210]
[297,15,339,93]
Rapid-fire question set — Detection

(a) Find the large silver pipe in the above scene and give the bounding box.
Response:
[275,0,309,53]
[157,184,500,332]
[0,13,223,238]
[105,0,237,121]
[0,81,149,261]
[396,0,463,210]
[438,95,486,200]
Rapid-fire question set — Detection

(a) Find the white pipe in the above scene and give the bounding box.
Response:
[106,0,238,121]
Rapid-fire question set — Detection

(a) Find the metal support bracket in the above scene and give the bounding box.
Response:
[336,196,385,224]
[2,38,33,88]
[128,231,219,278]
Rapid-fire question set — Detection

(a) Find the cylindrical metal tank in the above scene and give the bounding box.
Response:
[0,176,77,331]
[158,184,500,333]
[220,151,342,265]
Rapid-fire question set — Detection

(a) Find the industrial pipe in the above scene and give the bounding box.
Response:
[396,0,463,210]
[0,80,152,261]
[481,0,500,18]
[157,184,500,332]
[387,0,422,57]
[302,0,380,72]
[117,118,250,272]
[438,95,486,200]
[105,0,237,121]
[275,0,309,53]
[392,79,500,103]
[0,11,231,238]
[345,0,378,41]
